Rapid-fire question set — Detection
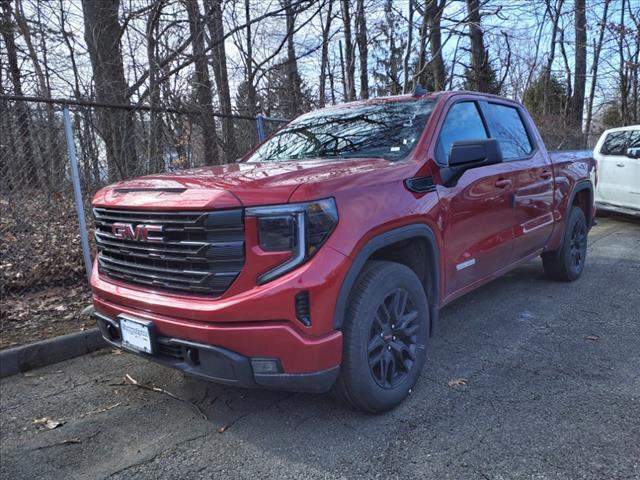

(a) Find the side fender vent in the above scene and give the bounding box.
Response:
[405,176,436,193]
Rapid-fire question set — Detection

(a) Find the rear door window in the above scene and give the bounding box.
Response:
[436,102,488,164]
[600,131,629,156]
[483,103,533,160]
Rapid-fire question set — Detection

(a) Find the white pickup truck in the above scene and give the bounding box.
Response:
[593,125,640,216]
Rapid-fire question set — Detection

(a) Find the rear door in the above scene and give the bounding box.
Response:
[435,100,516,297]
[480,102,554,259]
[595,129,640,210]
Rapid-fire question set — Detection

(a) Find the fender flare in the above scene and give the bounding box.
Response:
[333,224,441,336]
[567,179,594,228]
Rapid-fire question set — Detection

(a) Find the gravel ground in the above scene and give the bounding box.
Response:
[1,215,638,480]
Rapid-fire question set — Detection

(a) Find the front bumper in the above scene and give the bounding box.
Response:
[94,311,339,393]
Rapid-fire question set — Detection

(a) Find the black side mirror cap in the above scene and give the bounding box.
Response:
[627,147,640,159]
[440,139,503,187]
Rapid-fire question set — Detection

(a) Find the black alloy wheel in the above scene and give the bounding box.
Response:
[542,206,588,281]
[569,219,587,273]
[332,261,429,413]
[367,288,420,389]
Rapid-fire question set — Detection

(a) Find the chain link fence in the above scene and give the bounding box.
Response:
[0,95,603,349]
[0,95,287,348]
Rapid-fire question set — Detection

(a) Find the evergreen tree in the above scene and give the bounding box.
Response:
[462,58,501,94]
[523,73,568,119]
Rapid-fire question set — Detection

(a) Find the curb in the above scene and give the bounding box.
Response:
[0,328,106,379]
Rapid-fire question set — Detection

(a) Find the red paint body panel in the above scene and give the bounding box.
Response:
[91,91,595,379]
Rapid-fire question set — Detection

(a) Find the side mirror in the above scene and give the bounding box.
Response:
[440,139,503,187]
[627,147,640,159]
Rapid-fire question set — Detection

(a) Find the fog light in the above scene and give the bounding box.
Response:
[106,323,120,340]
[251,358,281,374]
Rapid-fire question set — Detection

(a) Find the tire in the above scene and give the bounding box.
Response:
[542,206,588,281]
[332,261,430,413]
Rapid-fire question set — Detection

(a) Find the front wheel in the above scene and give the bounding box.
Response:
[542,206,588,281]
[332,261,429,413]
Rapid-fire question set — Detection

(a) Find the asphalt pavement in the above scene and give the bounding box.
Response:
[1,214,639,480]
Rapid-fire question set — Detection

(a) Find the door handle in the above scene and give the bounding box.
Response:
[494,178,512,188]
[540,170,552,180]
[616,163,625,167]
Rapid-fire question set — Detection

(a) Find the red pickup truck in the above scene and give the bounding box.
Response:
[91,91,596,412]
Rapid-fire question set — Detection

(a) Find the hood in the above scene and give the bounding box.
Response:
[93,158,408,209]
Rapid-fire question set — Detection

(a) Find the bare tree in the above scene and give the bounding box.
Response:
[402,0,414,92]
[184,0,219,166]
[465,0,491,92]
[570,0,587,137]
[1,0,37,185]
[284,0,304,115]
[146,0,164,173]
[81,0,139,180]
[425,0,446,90]
[585,0,611,142]
[204,0,238,159]
[543,0,564,114]
[355,0,368,99]
[617,0,629,124]
[340,0,356,100]
[319,0,334,107]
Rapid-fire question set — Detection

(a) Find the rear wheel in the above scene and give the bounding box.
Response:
[332,261,429,413]
[542,206,588,281]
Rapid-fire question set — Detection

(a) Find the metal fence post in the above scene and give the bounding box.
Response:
[63,107,93,282]
[256,113,266,142]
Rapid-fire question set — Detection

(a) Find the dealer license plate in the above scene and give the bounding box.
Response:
[120,316,153,354]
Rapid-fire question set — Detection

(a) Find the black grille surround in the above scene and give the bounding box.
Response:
[93,207,245,296]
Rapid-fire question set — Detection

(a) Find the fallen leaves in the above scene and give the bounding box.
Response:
[33,417,65,430]
[447,378,468,388]
[1,193,95,348]
[585,335,600,341]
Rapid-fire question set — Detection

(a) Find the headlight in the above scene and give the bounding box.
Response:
[247,198,338,284]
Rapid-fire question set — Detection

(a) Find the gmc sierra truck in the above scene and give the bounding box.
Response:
[91,91,596,412]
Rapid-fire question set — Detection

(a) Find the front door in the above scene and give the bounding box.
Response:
[434,100,516,298]
[479,102,555,259]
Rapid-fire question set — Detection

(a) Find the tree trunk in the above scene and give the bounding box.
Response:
[355,0,368,99]
[1,0,38,186]
[184,0,220,166]
[465,0,490,92]
[618,0,629,124]
[204,0,238,159]
[414,5,428,88]
[570,0,587,137]
[81,0,138,180]
[543,0,564,114]
[243,0,259,144]
[584,0,610,144]
[319,0,333,107]
[284,0,303,116]
[340,0,356,101]
[402,0,414,92]
[146,0,164,173]
[426,0,446,90]
[339,39,348,101]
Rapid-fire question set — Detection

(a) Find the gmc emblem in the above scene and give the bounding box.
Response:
[111,223,163,242]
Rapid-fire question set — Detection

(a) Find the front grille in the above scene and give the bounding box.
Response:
[93,207,245,296]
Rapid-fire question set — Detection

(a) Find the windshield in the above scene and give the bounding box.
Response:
[246,99,436,163]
